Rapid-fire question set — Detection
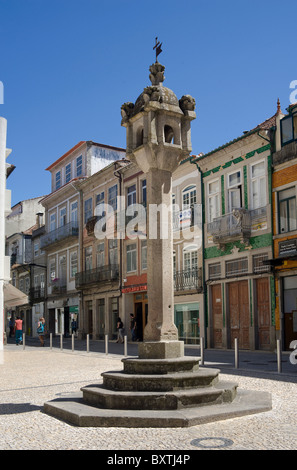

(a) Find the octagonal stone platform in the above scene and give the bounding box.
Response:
[44,355,272,427]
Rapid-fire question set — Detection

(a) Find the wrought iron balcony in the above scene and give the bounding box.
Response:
[75,264,119,289]
[174,268,202,292]
[29,287,45,303]
[49,279,67,295]
[40,221,79,249]
[207,208,251,246]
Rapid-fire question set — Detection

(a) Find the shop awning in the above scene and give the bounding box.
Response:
[3,283,28,308]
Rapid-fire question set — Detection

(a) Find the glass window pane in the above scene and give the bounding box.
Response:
[252,161,265,178]
[281,117,294,144]
[289,198,297,231]
[208,180,219,195]
[279,200,288,233]
[279,187,295,201]
[228,171,241,187]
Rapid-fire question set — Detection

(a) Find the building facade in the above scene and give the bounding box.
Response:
[194,109,279,351]
[74,159,128,340]
[271,102,297,350]
[40,141,125,336]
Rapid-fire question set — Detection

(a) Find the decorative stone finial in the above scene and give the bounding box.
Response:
[149,62,165,86]
[277,98,282,114]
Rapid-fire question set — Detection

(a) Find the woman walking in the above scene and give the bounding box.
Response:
[116,317,124,343]
[37,317,46,346]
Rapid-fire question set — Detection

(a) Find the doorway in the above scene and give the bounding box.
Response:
[228,280,250,349]
[283,275,297,350]
[255,278,270,350]
[211,284,223,348]
[134,292,148,341]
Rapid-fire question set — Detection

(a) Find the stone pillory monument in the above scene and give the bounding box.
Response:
[44,44,272,427]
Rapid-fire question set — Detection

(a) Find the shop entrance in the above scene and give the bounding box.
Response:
[134,292,148,341]
[211,284,223,348]
[228,280,250,349]
[255,277,270,350]
[283,275,297,350]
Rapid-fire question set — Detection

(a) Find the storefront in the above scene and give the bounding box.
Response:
[174,302,200,345]
[282,275,297,350]
[47,300,79,336]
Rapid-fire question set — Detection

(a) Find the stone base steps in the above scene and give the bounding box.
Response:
[44,388,272,428]
[43,355,272,428]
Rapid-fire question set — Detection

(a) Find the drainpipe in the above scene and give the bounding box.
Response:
[190,158,207,348]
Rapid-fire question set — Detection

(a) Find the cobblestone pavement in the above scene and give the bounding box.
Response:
[0,344,296,451]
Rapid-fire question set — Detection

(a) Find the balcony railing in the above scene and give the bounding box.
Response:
[75,264,119,289]
[174,268,202,292]
[49,279,67,294]
[40,221,78,249]
[207,208,251,245]
[29,287,45,303]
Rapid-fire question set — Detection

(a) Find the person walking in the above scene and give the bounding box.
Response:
[8,317,15,338]
[116,317,124,343]
[14,316,23,345]
[37,317,46,346]
[129,313,137,342]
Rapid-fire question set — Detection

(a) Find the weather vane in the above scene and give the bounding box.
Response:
[153,37,162,62]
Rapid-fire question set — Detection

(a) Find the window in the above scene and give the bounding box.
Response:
[108,184,118,211]
[70,251,78,278]
[59,207,66,226]
[49,259,56,281]
[65,163,71,183]
[71,201,78,224]
[141,240,147,270]
[141,180,147,206]
[182,185,196,209]
[84,198,92,223]
[209,262,221,280]
[127,184,136,207]
[226,257,248,277]
[50,212,56,232]
[25,277,30,294]
[96,242,105,268]
[55,171,61,190]
[278,187,297,233]
[253,253,270,273]
[251,161,266,209]
[96,191,104,206]
[109,239,118,265]
[34,274,39,287]
[76,155,83,177]
[19,278,24,292]
[126,243,137,272]
[34,242,39,257]
[228,170,242,211]
[85,246,92,271]
[208,179,220,222]
[183,246,198,271]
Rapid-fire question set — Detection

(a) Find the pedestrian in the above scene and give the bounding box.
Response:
[14,316,23,345]
[129,313,137,341]
[8,317,15,337]
[37,317,46,346]
[116,317,124,343]
[71,319,77,336]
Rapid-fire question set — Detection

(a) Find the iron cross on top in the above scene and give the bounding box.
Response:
[153,37,162,61]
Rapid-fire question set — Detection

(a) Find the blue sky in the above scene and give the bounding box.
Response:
[1,0,297,206]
